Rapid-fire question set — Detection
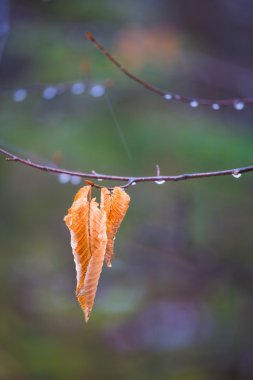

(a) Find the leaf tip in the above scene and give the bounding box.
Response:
[84,308,91,323]
[63,213,71,228]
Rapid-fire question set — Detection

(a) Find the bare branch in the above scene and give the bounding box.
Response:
[0,147,252,188]
[86,32,253,109]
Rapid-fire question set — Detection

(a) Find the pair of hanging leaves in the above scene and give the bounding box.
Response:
[64,185,130,322]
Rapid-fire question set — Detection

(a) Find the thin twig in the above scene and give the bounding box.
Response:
[0,147,252,188]
[156,164,161,177]
[86,32,253,109]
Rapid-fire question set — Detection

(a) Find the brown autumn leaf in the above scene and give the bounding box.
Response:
[64,185,107,322]
[101,187,130,267]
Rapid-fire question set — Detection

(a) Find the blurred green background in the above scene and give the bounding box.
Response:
[1,1,253,379]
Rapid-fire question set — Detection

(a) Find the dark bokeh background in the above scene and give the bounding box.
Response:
[1,1,253,379]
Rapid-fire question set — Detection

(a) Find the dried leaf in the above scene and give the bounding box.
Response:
[101,187,130,267]
[64,185,107,322]
[64,185,130,322]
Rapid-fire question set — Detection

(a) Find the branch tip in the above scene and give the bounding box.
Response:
[156,164,161,176]
[87,34,253,108]
[86,32,95,42]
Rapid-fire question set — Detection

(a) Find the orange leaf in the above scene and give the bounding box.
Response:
[101,187,130,267]
[64,185,107,322]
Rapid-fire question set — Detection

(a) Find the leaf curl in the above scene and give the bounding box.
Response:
[101,187,130,267]
[64,185,107,322]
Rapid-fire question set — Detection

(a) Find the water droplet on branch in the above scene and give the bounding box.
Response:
[189,100,199,108]
[13,89,27,102]
[58,173,71,184]
[70,176,82,185]
[232,172,242,178]
[164,93,172,100]
[71,82,85,95]
[234,101,245,111]
[155,180,165,185]
[42,87,58,100]
[89,84,105,97]
[212,103,220,110]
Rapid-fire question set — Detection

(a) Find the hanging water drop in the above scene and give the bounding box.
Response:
[42,87,57,100]
[13,89,27,102]
[155,180,165,185]
[71,82,85,95]
[131,182,136,186]
[232,172,242,179]
[97,178,103,182]
[89,84,105,97]
[212,103,220,110]
[189,100,199,108]
[58,173,71,184]
[234,101,245,111]
[164,93,172,100]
